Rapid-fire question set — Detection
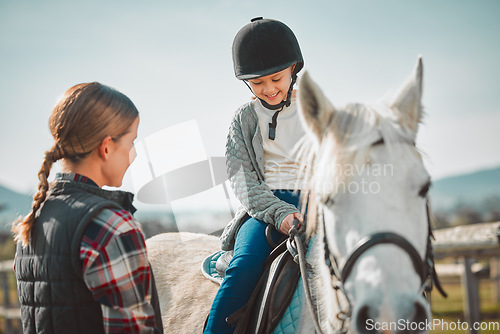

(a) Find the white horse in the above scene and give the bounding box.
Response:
[147,57,432,333]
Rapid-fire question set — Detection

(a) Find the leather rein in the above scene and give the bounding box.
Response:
[287,137,447,334]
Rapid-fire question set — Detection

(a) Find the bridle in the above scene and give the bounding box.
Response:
[288,137,447,334]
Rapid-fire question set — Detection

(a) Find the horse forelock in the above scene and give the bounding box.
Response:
[297,100,423,237]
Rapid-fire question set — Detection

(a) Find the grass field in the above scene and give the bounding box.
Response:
[430,278,500,334]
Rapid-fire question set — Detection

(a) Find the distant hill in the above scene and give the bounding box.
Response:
[0,185,32,231]
[429,167,500,212]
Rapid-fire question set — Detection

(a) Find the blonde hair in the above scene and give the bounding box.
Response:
[13,82,139,247]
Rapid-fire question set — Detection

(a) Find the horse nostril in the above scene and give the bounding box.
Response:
[409,302,428,333]
[355,305,377,334]
[354,301,428,334]
[398,301,429,334]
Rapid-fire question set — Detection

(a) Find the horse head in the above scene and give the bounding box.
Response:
[298,57,431,333]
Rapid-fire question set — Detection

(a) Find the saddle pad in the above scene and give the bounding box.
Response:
[201,250,224,285]
[272,277,304,334]
[201,251,304,333]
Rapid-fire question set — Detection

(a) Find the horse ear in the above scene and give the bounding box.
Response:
[298,71,336,142]
[390,56,424,133]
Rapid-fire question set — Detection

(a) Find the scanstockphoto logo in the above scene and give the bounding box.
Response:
[365,318,500,332]
[326,162,394,195]
[291,162,394,196]
[127,120,397,237]
[129,120,234,238]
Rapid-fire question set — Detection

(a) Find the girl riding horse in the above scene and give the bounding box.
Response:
[205,17,307,333]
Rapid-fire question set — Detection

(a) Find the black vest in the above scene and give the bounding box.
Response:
[15,179,162,333]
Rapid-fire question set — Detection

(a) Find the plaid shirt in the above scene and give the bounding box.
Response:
[57,173,159,333]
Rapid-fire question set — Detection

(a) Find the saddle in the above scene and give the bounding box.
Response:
[208,226,303,334]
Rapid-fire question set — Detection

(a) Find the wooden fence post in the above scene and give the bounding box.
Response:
[0,270,13,334]
[0,260,21,334]
[491,257,500,304]
[461,257,480,334]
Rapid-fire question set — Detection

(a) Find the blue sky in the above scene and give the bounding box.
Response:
[1,0,499,201]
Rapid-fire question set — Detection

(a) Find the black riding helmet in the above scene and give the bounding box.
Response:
[232,17,304,139]
[232,17,304,80]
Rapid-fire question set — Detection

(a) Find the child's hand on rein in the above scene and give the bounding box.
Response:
[280,212,303,235]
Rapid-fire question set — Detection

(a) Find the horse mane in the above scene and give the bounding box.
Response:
[296,99,423,237]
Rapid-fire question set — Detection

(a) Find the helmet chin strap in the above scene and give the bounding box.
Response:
[243,72,298,140]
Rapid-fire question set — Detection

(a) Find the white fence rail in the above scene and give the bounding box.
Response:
[433,221,500,334]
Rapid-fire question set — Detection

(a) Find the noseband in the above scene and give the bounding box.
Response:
[339,231,426,284]
[289,137,447,334]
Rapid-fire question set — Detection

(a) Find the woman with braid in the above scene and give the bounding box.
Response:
[12,83,163,334]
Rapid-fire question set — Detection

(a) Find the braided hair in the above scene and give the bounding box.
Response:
[12,82,138,247]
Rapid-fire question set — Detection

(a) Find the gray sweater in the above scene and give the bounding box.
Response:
[220,100,299,251]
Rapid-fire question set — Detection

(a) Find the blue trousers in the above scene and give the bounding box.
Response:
[204,190,302,334]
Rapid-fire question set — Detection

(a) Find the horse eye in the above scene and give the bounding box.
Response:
[418,180,431,198]
[324,196,335,207]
